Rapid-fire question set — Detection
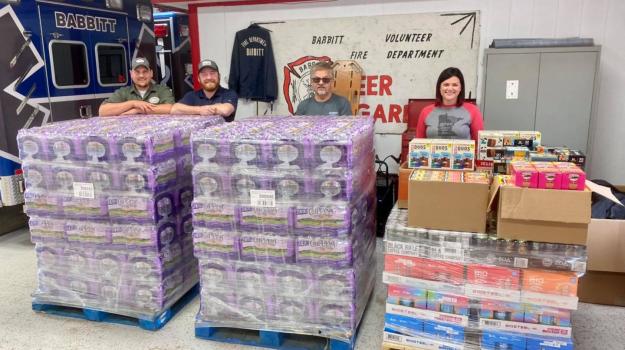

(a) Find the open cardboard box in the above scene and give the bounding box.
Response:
[397,162,413,209]
[488,176,591,245]
[578,185,625,306]
[408,172,489,233]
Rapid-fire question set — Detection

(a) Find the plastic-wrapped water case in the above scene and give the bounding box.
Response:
[19,115,223,320]
[192,116,377,343]
[382,205,586,350]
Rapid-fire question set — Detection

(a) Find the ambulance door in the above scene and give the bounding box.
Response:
[38,2,127,121]
[90,9,130,112]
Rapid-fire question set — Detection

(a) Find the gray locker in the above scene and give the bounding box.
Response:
[481,46,600,154]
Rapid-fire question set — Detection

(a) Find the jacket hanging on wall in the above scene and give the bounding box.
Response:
[228,24,278,102]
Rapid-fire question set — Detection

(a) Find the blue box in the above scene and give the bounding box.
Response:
[481,330,526,350]
[423,321,465,342]
[384,313,424,336]
[526,337,574,350]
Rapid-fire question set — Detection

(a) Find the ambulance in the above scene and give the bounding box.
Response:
[0,0,156,205]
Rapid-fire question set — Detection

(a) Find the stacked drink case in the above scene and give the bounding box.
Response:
[382,206,586,350]
[191,116,377,341]
[19,115,224,318]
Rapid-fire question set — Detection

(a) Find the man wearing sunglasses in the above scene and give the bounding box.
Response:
[294,62,352,116]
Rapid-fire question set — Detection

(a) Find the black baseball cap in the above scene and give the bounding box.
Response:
[198,59,219,73]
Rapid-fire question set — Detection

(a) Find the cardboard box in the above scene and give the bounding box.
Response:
[397,162,413,209]
[408,173,490,233]
[488,177,591,245]
[586,218,625,272]
[578,216,625,306]
[578,271,625,306]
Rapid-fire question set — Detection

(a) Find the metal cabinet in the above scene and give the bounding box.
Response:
[481,46,600,153]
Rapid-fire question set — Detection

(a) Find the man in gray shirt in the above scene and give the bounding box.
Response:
[295,62,352,116]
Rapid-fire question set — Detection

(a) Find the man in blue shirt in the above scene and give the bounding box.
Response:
[171,59,238,122]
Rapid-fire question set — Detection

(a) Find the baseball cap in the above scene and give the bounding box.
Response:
[131,57,150,70]
[198,59,219,73]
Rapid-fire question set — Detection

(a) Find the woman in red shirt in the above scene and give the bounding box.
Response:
[416,67,484,141]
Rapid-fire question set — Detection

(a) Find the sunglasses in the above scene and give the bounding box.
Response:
[310,77,333,84]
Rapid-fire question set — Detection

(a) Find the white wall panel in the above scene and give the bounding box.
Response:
[587,0,625,181]
[580,0,609,43]
[555,0,583,37]
[508,1,534,37]
[531,0,557,37]
[195,0,625,182]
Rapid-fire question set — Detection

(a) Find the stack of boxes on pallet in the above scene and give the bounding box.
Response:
[190,116,377,342]
[476,131,587,174]
[387,132,591,349]
[382,207,586,350]
[476,131,542,175]
[19,116,222,318]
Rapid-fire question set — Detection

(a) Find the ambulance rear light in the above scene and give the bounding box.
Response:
[105,0,123,10]
[136,4,152,22]
[154,23,168,38]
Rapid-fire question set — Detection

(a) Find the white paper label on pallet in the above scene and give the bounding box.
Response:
[250,190,275,208]
[513,257,529,268]
[465,284,521,303]
[521,291,579,310]
[383,331,465,350]
[479,318,572,338]
[72,182,95,199]
[386,303,469,327]
[385,240,423,258]
[382,272,465,295]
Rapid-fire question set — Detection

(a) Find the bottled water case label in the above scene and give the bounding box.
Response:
[250,190,276,208]
[73,182,95,199]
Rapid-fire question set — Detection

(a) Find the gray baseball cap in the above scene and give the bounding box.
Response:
[131,57,150,70]
[198,59,219,73]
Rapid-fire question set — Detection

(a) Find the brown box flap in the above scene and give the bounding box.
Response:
[587,219,625,273]
[398,162,414,209]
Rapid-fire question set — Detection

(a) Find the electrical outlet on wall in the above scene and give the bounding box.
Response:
[506,80,519,99]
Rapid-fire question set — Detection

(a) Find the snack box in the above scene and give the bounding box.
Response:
[533,162,562,190]
[553,162,586,191]
[430,140,453,170]
[467,264,521,290]
[524,305,571,327]
[522,270,579,297]
[478,300,524,322]
[387,284,427,309]
[408,139,432,169]
[451,140,475,170]
[426,291,470,316]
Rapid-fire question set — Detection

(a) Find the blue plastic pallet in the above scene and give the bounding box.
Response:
[32,284,199,331]
[195,325,358,350]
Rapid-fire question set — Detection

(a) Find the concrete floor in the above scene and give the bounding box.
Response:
[1,228,624,350]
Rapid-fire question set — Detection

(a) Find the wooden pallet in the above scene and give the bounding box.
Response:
[32,284,198,331]
[382,341,428,350]
[195,325,358,350]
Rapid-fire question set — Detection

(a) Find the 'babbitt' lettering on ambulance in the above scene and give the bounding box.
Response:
[55,11,117,33]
